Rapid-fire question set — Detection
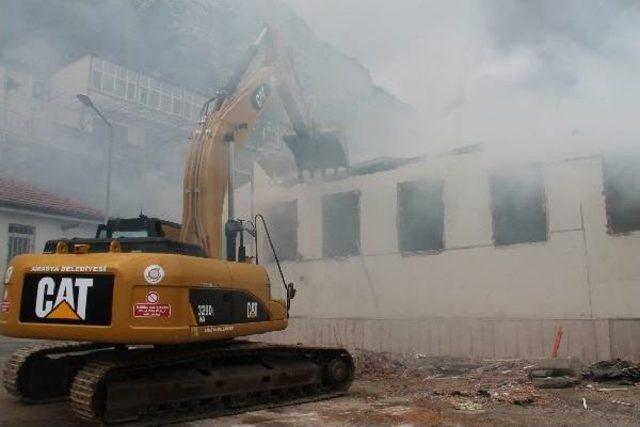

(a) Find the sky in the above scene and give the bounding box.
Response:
[286,0,640,157]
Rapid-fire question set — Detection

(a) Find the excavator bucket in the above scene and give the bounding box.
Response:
[283,130,348,177]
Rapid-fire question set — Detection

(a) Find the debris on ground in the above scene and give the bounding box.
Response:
[349,349,640,426]
[8,346,640,427]
[526,357,640,389]
[531,375,581,389]
[611,399,633,407]
[491,384,542,405]
[354,349,547,408]
[354,350,486,379]
[596,387,632,392]
[529,357,583,389]
[451,397,484,411]
[584,359,640,384]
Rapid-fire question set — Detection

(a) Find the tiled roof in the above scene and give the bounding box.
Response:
[0,176,103,221]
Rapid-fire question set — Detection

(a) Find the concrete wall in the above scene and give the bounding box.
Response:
[248,150,640,361]
[50,55,91,129]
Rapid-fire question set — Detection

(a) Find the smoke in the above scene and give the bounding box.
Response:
[2,0,639,223]
[288,0,640,159]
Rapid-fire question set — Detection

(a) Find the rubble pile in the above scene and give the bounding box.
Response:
[353,348,640,420]
[584,359,640,384]
[353,349,546,409]
[529,357,640,388]
[354,349,485,378]
[428,362,546,408]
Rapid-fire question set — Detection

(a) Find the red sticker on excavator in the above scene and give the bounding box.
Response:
[133,303,171,318]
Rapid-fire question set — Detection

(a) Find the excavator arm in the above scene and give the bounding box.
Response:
[180,26,347,259]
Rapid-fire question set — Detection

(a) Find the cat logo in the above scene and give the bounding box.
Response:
[250,84,270,111]
[35,276,93,320]
[246,302,258,319]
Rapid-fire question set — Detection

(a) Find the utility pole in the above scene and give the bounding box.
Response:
[76,94,113,223]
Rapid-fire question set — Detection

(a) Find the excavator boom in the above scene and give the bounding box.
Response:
[180,26,347,259]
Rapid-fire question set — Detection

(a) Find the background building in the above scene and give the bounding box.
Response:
[0,175,101,276]
[0,55,207,221]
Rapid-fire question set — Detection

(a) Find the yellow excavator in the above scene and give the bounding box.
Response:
[0,27,352,424]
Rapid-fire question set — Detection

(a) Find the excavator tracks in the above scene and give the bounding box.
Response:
[3,341,111,402]
[4,340,353,425]
[69,340,353,424]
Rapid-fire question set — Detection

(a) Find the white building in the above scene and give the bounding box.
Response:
[0,175,101,275]
[0,55,209,222]
[250,144,640,362]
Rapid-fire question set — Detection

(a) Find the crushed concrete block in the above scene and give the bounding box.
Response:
[530,369,554,378]
[530,357,584,389]
[531,376,581,389]
[530,357,584,378]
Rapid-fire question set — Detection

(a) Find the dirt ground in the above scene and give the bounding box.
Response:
[1,337,640,426]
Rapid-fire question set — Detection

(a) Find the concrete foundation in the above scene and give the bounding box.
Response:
[263,317,640,363]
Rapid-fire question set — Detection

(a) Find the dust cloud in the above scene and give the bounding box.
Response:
[289,0,640,160]
[1,0,639,227]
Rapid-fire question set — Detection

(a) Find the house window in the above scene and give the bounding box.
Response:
[91,58,103,91]
[397,180,445,252]
[102,61,116,94]
[183,92,202,120]
[114,65,127,98]
[183,94,193,120]
[148,78,162,109]
[159,82,172,113]
[138,75,149,105]
[126,70,138,101]
[322,191,360,257]
[91,59,138,102]
[603,155,640,234]
[171,87,183,115]
[490,166,548,246]
[268,200,298,261]
[7,224,35,262]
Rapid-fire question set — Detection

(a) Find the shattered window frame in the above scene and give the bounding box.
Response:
[396,179,445,254]
[602,154,640,235]
[322,190,361,258]
[489,165,548,246]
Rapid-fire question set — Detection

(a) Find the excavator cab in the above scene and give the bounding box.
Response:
[95,215,182,240]
[42,215,204,257]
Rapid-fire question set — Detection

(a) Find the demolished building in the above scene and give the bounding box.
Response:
[243,144,640,363]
